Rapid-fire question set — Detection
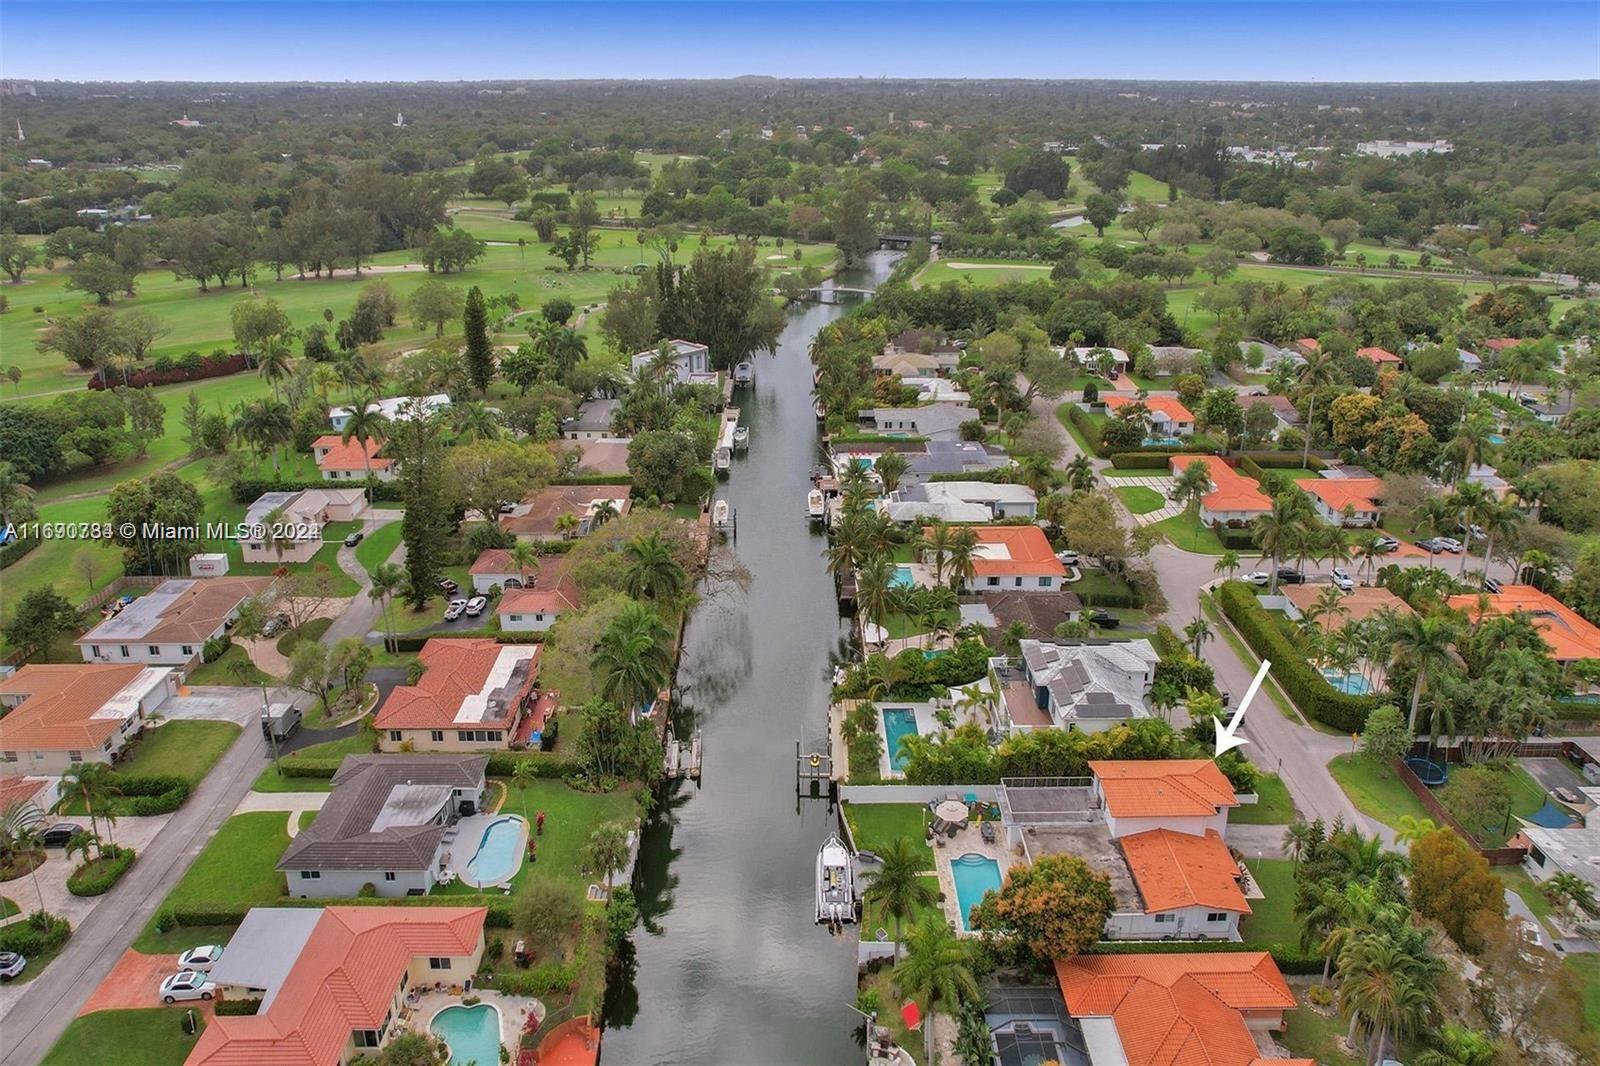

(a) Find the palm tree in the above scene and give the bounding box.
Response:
[1169,458,1212,534]
[1296,348,1337,468]
[333,353,374,403]
[1282,821,1318,867]
[874,450,909,494]
[953,682,999,731]
[1393,815,1439,846]
[1306,586,1348,631]
[554,513,580,541]
[1213,549,1240,581]
[1253,495,1307,595]
[234,398,294,476]
[1336,934,1435,1066]
[367,562,407,649]
[512,761,538,822]
[824,518,870,585]
[1017,454,1054,496]
[1,800,48,912]
[919,523,954,585]
[622,532,685,602]
[944,526,979,592]
[857,558,897,631]
[1475,498,1518,583]
[257,335,294,403]
[1183,617,1213,657]
[0,461,35,528]
[1542,871,1598,917]
[1448,481,1491,577]
[893,913,980,1066]
[1390,613,1457,732]
[863,838,938,958]
[62,762,118,855]
[1414,495,1455,571]
[590,498,620,531]
[340,392,391,502]
[1064,454,1095,494]
[1350,532,1384,585]
[1413,1024,1498,1066]
[582,822,631,890]
[508,541,541,587]
[453,400,502,442]
[594,602,674,714]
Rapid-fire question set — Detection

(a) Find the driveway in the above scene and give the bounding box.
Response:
[162,686,297,725]
[1520,757,1587,795]
[75,951,187,1015]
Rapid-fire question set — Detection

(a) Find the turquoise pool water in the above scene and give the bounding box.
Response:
[951,853,1002,930]
[1321,668,1371,695]
[890,565,916,588]
[1143,436,1183,447]
[1489,434,1507,445]
[463,816,525,887]
[432,1003,501,1066]
[881,708,919,772]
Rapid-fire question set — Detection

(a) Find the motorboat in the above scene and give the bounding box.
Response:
[733,361,754,385]
[806,488,826,523]
[815,833,858,925]
[732,425,749,450]
[813,397,826,421]
[714,446,731,477]
[712,498,731,532]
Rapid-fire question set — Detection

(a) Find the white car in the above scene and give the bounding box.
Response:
[1242,571,1271,587]
[0,952,25,981]
[159,970,216,1003]
[443,599,468,622]
[465,596,488,617]
[177,945,224,973]
[1331,568,1354,592]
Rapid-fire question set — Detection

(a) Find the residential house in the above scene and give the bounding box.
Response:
[1283,585,1414,629]
[1109,827,1251,939]
[872,349,952,378]
[0,776,62,821]
[1457,348,1483,373]
[1293,337,1321,358]
[1090,759,1238,839]
[77,577,276,669]
[1238,338,1301,368]
[1051,953,1307,1066]
[902,440,1012,485]
[1445,585,1600,664]
[1463,462,1512,499]
[886,481,1038,524]
[961,525,1067,593]
[0,664,176,775]
[883,328,962,372]
[1000,640,1159,733]
[859,402,978,442]
[311,436,394,482]
[1520,824,1600,899]
[562,398,620,440]
[900,376,972,404]
[980,590,1084,643]
[1253,394,1302,429]
[496,555,581,633]
[329,393,449,433]
[499,484,632,541]
[1530,399,1573,425]
[240,488,369,563]
[558,438,631,477]
[1146,345,1204,377]
[1167,455,1272,525]
[1069,346,1130,379]
[468,548,530,594]
[278,755,487,898]
[374,639,543,752]
[630,339,715,387]
[187,906,486,1066]
[1357,346,1404,369]
[1102,394,1195,437]
[1300,476,1384,527]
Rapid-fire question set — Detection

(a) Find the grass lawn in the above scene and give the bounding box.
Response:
[1493,866,1554,925]
[1150,515,1225,554]
[1233,772,1297,825]
[0,896,17,917]
[298,810,317,831]
[862,875,942,944]
[353,519,404,571]
[276,616,333,657]
[154,812,289,915]
[843,803,933,869]
[133,922,241,956]
[1327,754,1433,830]
[859,967,927,1066]
[187,643,277,685]
[250,726,377,791]
[1240,859,1301,945]
[882,609,958,640]
[40,1008,206,1066]
[1567,954,1600,1032]
[120,721,241,784]
[1114,486,1165,515]
[1442,763,1550,848]
[1055,402,1100,457]
[1277,1008,1359,1066]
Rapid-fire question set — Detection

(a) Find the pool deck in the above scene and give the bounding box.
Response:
[934,829,1014,936]
[876,702,943,780]
[443,813,530,889]
[417,989,544,1062]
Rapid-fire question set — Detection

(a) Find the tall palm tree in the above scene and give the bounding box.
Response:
[234,398,294,476]
[1296,348,1337,469]
[1414,496,1455,571]
[857,558,897,631]
[257,335,294,403]
[1213,549,1240,581]
[1306,586,1348,631]
[453,400,502,442]
[944,526,979,592]
[1336,934,1436,1066]
[582,822,632,890]
[824,517,869,584]
[953,681,999,731]
[622,532,685,602]
[333,353,374,403]
[1413,1024,1498,1066]
[62,762,118,855]
[1183,617,1213,657]
[1350,532,1384,585]
[1252,495,1307,595]
[367,562,407,649]
[594,602,674,714]
[508,541,541,588]
[862,838,938,958]
[340,392,391,501]
[894,914,980,1066]
[1,800,48,912]
[1282,821,1317,867]
[873,450,909,495]
[1448,481,1491,577]
[1170,458,1213,535]
[1064,454,1095,494]
[554,513,580,541]
[1390,613,1458,732]
[590,498,620,531]
[1475,498,1518,583]
[919,523,954,585]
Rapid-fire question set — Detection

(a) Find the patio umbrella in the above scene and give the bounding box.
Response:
[934,799,969,824]
[900,1000,922,1031]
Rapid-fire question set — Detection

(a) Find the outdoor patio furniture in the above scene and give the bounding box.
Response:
[980,822,997,844]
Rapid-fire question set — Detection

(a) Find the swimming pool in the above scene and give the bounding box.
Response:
[1320,668,1371,695]
[431,1003,502,1066]
[462,816,526,887]
[881,708,919,772]
[890,565,916,589]
[1143,436,1183,447]
[950,853,1002,930]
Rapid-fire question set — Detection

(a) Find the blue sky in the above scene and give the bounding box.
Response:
[3,2,1597,83]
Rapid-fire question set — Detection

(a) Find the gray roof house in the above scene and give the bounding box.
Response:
[278,755,487,899]
[859,403,979,442]
[903,440,1012,483]
[205,908,324,1006]
[997,640,1160,733]
[562,398,620,439]
[886,481,1038,524]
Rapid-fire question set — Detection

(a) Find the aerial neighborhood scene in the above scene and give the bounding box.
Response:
[3,2,1600,1064]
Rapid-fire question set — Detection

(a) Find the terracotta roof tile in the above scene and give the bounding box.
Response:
[964,525,1067,577]
[1121,829,1251,914]
[311,435,392,473]
[1445,584,1600,663]
[1103,394,1195,425]
[1357,346,1402,364]
[1090,760,1238,818]
[1300,477,1384,514]
[1167,456,1271,515]
[373,639,538,731]
[0,664,167,752]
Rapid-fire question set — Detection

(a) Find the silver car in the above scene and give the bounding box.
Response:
[159,970,216,1003]
[177,944,224,973]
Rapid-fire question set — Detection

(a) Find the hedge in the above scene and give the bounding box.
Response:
[830,433,929,446]
[550,474,634,487]
[0,911,71,957]
[163,895,515,930]
[1086,938,1322,975]
[107,774,191,815]
[1108,452,1176,469]
[0,535,40,570]
[1064,405,1106,456]
[67,847,136,897]
[1551,699,1600,722]
[89,352,248,390]
[1215,580,1382,732]
[216,998,262,1016]
[276,749,577,781]
[230,477,404,504]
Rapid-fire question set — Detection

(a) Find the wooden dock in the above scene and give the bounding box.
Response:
[665,728,703,781]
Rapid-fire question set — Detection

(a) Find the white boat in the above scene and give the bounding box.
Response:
[714,447,731,477]
[712,498,731,531]
[813,397,826,421]
[815,833,858,925]
[733,361,754,384]
[732,425,749,450]
[807,488,826,522]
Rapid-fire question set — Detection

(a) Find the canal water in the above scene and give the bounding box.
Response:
[601,252,899,1064]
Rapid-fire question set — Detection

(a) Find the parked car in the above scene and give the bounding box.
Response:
[496,501,517,514]
[1275,567,1307,584]
[40,824,79,848]
[1242,571,1271,587]
[465,596,488,617]
[1331,567,1354,592]
[1457,522,1485,540]
[1419,537,1461,554]
[0,952,25,981]
[1087,610,1121,629]
[438,578,460,594]
[443,599,468,622]
[261,612,291,638]
[1482,576,1503,594]
[1055,550,1080,567]
[1372,535,1400,552]
[177,945,225,973]
[1436,537,1464,553]
[159,971,216,1004]
[343,530,364,547]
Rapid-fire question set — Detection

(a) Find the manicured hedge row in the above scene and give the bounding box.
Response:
[0,911,71,956]
[1237,450,1325,471]
[550,475,634,487]
[67,847,136,896]
[88,352,248,390]
[0,535,40,570]
[108,774,190,816]
[1087,938,1322,975]
[1215,580,1382,732]
[1064,405,1106,455]
[1106,446,1220,469]
[1551,700,1600,722]
[276,749,578,780]
[162,895,516,931]
[216,998,262,1016]
[230,478,403,504]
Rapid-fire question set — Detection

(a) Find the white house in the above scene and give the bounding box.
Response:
[887,481,1037,524]
[562,398,621,440]
[329,393,450,433]
[240,488,368,563]
[1007,640,1159,732]
[494,556,581,632]
[859,403,978,442]
[0,664,177,775]
[311,435,395,482]
[77,577,276,669]
[630,339,715,386]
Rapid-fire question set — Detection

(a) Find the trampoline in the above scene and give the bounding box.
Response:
[1405,756,1448,786]
[1527,800,1575,830]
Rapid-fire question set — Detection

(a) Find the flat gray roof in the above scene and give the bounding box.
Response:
[206,907,324,1009]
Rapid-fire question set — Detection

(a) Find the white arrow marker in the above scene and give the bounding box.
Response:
[1214,659,1271,758]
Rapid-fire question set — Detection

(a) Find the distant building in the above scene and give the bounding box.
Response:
[557,438,631,477]
[903,440,1012,484]
[1300,476,1385,527]
[1167,455,1271,524]
[240,487,368,563]
[0,664,177,775]
[980,590,1085,643]
[499,484,632,541]
[328,393,450,433]
[630,339,715,387]
[1357,346,1404,369]
[311,435,394,482]
[886,481,1037,523]
[1355,138,1452,157]
[1445,585,1600,664]
[858,403,978,442]
[562,398,620,440]
[77,577,275,669]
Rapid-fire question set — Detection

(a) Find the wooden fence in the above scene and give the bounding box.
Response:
[1391,758,1527,866]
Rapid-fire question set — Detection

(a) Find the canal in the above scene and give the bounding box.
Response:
[601,251,899,1064]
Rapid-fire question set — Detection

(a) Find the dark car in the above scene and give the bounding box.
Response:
[438,578,460,594]
[1275,568,1307,584]
[40,824,80,848]
[343,530,364,548]
[1087,610,1121,629]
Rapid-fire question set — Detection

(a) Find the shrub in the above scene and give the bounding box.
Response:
[201,635,231,664]
[109,774,191,815]
[216,998,262,1016]
[0,535,41,570]
[87,352,248,390]
[67,846,137,896]
[491,961,577,998]
[1214,581,1382,731]
[0,910,71,956]
[1084,937,1322,974]
[1065,405,1106,456]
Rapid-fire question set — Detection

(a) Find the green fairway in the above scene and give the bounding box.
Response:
[41,1008,206,1066]
[1113,486,1165,515]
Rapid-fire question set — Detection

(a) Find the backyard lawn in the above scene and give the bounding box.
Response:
[1441,762,1551,848]
[1150,515,1225,553]
[859,967,927,1066]
[40,1008,206,1066]
[1568,954,1600,1032]
[1327,754,1432,829]
[250,727,377,792]
[844,803,933,869]
[155,812,290,915]
[862,875,943,944]
[1113,486,1165,515]
[1277,1007,1360,1065]
[1239,859,1301,945]
[1231,772,1296,825]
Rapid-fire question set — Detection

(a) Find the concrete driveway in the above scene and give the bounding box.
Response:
[1521,757,1587,796]
[163,686,296,725]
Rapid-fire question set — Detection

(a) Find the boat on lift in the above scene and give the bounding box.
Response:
[732,425,749,450]
[815,834,858,926]
[806,488,826,523]
[714,446,731,478]
[733,361,754,385]
[712,498,731,533]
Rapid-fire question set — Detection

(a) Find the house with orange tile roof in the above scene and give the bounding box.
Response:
[468,548,529,594]
[499,484,632,541]
[1444,584,1600,664]
[497,555,582,632]
[1102,394,1195,437]
[1167,455,1272,525]
[1108,828,1251,940]
[1052,953,1309,1066]
[186,905,486,1066]
[1357,345,1403,368]
[1293,337,1320,357]
[1089,759,1239,839]
[959,525,1068,593]
[0,664,177,775]
[77,577,277,668]
[1299,475,1385,527]
[312,434,395,482]
[374,639,540,752]
[1283,584,1413,630]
